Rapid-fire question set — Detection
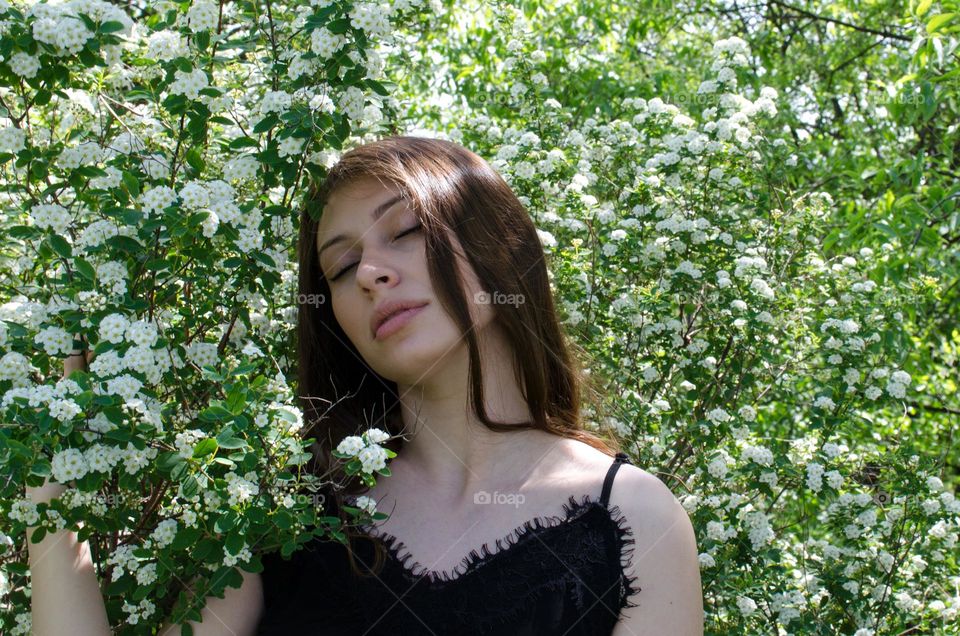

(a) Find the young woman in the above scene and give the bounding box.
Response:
[27,136,703,635]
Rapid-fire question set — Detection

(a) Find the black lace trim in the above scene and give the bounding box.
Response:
[359,492,640,613]
[604,498,641,612]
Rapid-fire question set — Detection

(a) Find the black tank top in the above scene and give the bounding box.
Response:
[257,452,639,635]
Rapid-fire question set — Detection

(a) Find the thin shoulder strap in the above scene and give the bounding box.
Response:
[600,451,631,506]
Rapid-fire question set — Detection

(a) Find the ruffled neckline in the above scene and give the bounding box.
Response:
[357,493,635,588]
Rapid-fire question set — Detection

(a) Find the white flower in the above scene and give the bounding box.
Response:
[0,126,27,154]
[135,562,158,586]
[337,435,364,456]
[150,519,179,547]
[34,326,74,356]
[706,408,731,425]
[30,203,72,233]
[338,86,366,121]
[536,229,556,248]
[223,155,259,182]
[886,379,907,399]
[8,52,40,78]
[736,596,757,616]
[225,471,259,505]
[806,462,824,493]
[140,186,179,216]
[51,448,89,482]
[349,1,392,37]
[707,454,728,479]
[311,28,347,58]
[891,370,911,385]
[825,470,843,489]
[99,313,131,344]
[187,0,219,32]
[260,90,292,115]
[179,180,210,209]
[169,68,209,100]
[742,445,773,466]
[813,396,836,410]
[146,30,188,61]
[358,445,388,473]
[365,428,390,445]
[354,495,378,515]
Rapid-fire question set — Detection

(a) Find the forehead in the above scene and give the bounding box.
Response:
[318,178,403,232]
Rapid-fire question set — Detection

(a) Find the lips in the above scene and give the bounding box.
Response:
[371,299,429,339]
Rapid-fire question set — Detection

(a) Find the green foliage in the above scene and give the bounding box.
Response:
[0,0,957,634]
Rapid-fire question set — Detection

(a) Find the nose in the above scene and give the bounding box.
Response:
[355,256,398,290]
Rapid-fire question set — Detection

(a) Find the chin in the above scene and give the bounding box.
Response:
[366,322,466,385]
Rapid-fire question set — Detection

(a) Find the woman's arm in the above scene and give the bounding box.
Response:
[609,466,704,636]
[27,476,265,636]
[155,570,264,636]
[26,344,111,636]
[27,341,265,635]
[26,477,113,636]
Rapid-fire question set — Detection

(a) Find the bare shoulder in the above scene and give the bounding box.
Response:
[557,440,703,634]
[601,459,704,634]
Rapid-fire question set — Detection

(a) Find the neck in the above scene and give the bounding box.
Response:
[391,324,558,506]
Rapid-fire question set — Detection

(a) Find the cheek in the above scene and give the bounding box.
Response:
[330,291,359,339]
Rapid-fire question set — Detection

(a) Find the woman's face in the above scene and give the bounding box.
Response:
[316,177,493,385]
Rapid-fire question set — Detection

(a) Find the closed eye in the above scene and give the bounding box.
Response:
[328,223,422,282]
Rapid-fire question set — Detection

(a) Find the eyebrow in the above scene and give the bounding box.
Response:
[317,194,405,260]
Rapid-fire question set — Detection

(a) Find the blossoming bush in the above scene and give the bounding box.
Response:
[0,0,956,635]
[0,0,422,631]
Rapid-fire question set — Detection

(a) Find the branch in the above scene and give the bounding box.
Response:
[768,0,911,42]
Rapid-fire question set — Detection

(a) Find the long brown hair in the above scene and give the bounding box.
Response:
[295,135,617,576]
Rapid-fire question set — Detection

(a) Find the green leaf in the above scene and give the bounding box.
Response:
[186,147,205,173]
[49,235,72,259]
[201,405,233,421]
[251,251,276,269]
[365,78,390,96]
[229,137,259,150]
[30,526,47,544]
[145,258,171,271]
[100,20,126,33]
[216,429,246,450]
[192,438,218,458]
[122,171,140,197]
[156,451,183,471]
[305,5,338,28]
[215,510,239,532]
[195,30,210,51]
[105,575,134,595]
[162,93,188,114]
[927,13,955,33]
[253,113,279,134]
[181,475,200,498]
[326,17,351,33]
[225,529,245,555]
